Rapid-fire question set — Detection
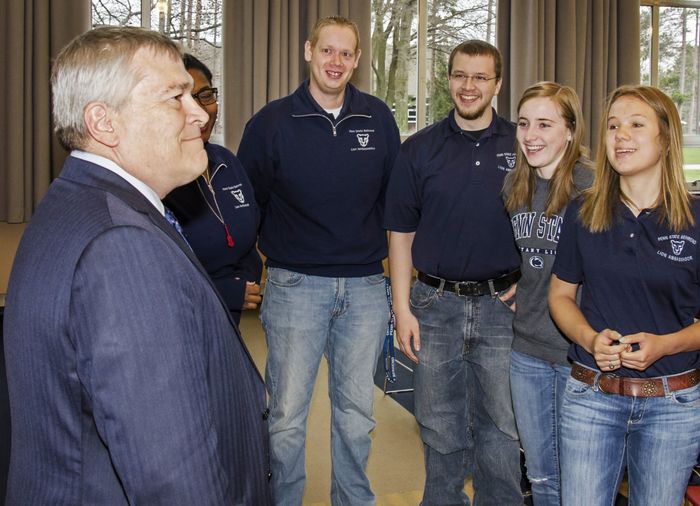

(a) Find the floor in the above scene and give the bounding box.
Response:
[238,310,475,505]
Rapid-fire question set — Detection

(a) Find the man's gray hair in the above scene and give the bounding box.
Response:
[52,26,182,151]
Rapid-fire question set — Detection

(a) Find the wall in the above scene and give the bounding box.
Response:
[0,224,26,299]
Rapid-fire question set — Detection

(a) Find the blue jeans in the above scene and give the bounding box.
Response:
[411,280,522,506]
[261,268,389,506]
[510,350,570,506]
[560,365,700,506]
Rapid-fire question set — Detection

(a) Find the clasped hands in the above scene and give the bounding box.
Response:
[591,329,665,372]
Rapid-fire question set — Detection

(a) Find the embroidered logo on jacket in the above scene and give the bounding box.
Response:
[231,189,245,204]
[349,129,376,152]
[223,184,250,209]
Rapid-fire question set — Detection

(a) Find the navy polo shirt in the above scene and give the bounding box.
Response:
[553,198,700,377]
[384,109,520,281]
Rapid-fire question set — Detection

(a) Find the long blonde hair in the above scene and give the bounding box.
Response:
[505,82,591,217]
[580,85,692,232]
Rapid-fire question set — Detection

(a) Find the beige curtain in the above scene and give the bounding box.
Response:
[0,1,90,223]
[222,0,372,151]
[497,0,640,153]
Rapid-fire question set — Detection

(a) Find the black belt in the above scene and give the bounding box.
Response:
[417,270,521,297]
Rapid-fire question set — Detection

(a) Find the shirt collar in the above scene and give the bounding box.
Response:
[292,80,371,118]
[444,108,512,140]
[71,150,165,216]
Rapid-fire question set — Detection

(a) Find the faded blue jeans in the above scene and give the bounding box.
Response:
[261,267,389,506]
[560,365,700,506]
[510,350,570,506]
[411,280,522,506]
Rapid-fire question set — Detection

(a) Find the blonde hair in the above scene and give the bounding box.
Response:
[307,16,360,53]
[580,85,692,232]
[52,26,182,150]
[505,81,591,217]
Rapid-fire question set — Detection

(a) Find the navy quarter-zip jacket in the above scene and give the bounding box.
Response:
[238,81,401,277]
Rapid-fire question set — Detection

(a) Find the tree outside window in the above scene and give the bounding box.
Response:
[371,0,497,136]
[91,0,224,141]
[641,2,700,181]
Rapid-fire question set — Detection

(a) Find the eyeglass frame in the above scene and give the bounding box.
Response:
[192,87,218,106]
[448,73,499,85]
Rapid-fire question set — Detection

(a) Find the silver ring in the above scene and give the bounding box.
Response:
[608,361,615,370]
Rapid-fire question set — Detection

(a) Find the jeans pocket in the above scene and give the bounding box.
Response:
[671,382,700,408]
[410,280,438,310]
[495,291,516,312]
[363,273,386,285]
[565,375,594,397]
[266,267,305,287]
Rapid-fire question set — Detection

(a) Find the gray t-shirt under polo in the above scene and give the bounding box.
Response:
[505,163,593,365]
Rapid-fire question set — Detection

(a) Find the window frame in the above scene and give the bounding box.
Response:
[386,0,497,136]
[641,0,700,147]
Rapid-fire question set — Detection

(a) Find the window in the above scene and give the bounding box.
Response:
[91,0,224,141]
[641,0,700,181]
[371,0,497,136]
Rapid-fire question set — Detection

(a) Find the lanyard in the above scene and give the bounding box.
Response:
[383,276,397,383]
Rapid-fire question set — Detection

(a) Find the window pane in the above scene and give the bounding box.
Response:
[371,0,497,136]
[426,0,497,126]
[640,5,652,85]
[92,0,143,27]
[371,0,419,136]
[150,0,224,142]
[658,7,699,136]
[92,1,224,142]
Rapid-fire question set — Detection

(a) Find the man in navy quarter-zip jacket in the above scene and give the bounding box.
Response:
[238,15,400,506]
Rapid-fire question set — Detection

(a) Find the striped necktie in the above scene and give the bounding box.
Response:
[163,206,192,251]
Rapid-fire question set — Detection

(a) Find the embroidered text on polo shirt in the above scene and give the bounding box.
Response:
[657,233,697,262]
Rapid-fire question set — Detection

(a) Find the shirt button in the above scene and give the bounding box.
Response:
[475,161,481,166]
[629,233,634,238]
[476,143,480,147]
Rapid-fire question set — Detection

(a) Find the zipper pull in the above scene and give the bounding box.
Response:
[224,223,234,248]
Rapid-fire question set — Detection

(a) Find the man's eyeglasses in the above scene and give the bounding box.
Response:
[449,73,498,85]
[192,87,218,106]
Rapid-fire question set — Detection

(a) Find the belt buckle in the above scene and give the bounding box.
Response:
[597,373,619,394]
[455,281,476,297]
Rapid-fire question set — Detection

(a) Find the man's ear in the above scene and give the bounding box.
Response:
[352,48,361,69]
[304,40,313,63]
[84,102,118,148]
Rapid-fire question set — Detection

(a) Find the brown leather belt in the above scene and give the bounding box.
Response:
[417,270,521,297]
[571,363,700,397]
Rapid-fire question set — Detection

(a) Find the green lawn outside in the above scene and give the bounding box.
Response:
[685,146,700,164]
[685,147,700,182]
[686,169,700,182]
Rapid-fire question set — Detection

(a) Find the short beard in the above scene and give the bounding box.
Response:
[455,100,490,121]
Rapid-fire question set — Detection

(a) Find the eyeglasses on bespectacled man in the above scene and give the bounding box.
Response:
[449,73,498,85]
